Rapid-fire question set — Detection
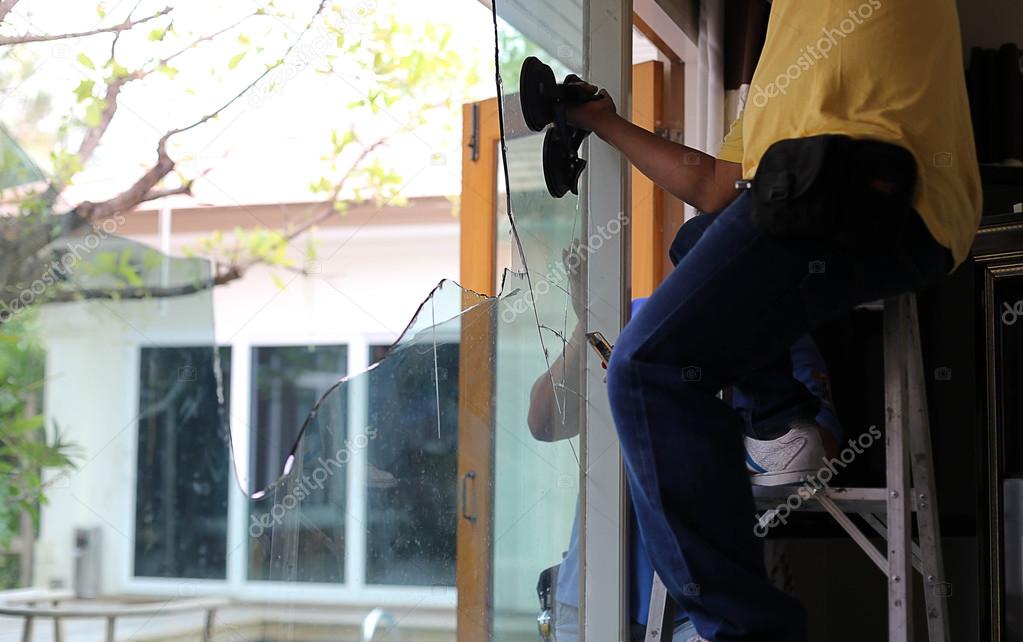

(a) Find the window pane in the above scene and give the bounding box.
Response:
[247,344,347,583]
[365,342,460,586]
[134,346,231,580]
[492,7,588,636]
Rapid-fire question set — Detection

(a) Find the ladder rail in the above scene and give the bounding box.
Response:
[644,574,677,642]
[884,295,914,642]
[644,295,949,641]
[903,294,952,640]
[861,513,923,573]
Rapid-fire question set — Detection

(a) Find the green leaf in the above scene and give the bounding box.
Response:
[83,98,107,127]
[5,414,44,437]
[148,27,167,41]
[308,176,332,193]
[96,3,106,18]
[74,79,95,103]
[228,51,247,70]
[108,60,129,80]
[116,251,143,287]
[157,64,179,79]
[76,53,96,70]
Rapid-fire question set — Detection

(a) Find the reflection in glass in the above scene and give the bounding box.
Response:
[366,342,460,587]
[249,345,348,492]
[134,346,231,579]
[247,345,347,583]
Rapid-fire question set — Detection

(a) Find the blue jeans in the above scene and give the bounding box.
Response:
[607,193,952,641]
[555,601,700,642]
[668,213,844,443]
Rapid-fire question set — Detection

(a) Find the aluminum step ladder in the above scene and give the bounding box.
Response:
[643,294,950,641]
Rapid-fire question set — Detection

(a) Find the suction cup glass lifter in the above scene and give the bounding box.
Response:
[518,56,601,198]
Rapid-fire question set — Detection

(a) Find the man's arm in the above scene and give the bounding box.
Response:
[566,86,741,213]
[526,327,584,442]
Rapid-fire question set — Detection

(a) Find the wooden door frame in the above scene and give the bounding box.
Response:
[630,59,666,299]
[460,99,501,297]
[456,96,500,642]
[634,11,688,292]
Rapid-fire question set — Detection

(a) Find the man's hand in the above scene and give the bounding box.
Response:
[564,80,618,134]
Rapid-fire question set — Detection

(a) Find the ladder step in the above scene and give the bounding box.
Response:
[752,486,919,514]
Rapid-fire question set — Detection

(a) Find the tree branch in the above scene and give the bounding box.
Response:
[138,180,194,204]
[110,0,145,60]
[153,13,259,70]
[278,137,390,244]
[74,134,175,220]
[69,11,260,184]
[71,72,142,172]
[0,0,21,24]
[164,0,328,141]
[69,1,329,222]
[0,7,171,46]
[41,263,243,305]
[44,280,213,304]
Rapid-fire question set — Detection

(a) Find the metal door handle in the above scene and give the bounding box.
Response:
[461,471,477,523]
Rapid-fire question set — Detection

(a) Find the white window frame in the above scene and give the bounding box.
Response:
[123,329,461,610]
[581,0,631,639]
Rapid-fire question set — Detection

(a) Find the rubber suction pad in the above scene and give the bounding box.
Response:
[542,128,586,198]
[519,56,558,132]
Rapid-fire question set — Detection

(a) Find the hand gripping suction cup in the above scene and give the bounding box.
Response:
[517,56,599,198]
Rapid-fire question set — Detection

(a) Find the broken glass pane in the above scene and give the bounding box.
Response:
[249,345,348,496]
[365,340,460,586]
[244,0,591,638]
[242,270,582,638]
[491,1,589,637]
[248,283,468,590]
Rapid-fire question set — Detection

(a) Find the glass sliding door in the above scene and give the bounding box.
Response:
[490,4,587,640]
[486,0,629,639]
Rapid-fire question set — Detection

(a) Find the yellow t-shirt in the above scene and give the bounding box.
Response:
[716,0,982,267]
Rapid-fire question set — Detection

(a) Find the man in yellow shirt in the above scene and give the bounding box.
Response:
[568,0,981,639]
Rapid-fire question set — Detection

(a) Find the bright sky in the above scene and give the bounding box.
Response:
[0,0,498,209]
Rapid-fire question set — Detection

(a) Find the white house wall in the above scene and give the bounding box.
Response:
[34,220,459,597]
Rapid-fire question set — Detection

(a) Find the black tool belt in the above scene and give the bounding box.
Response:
[747,134,920,253]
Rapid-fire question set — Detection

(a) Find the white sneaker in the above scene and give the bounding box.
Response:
[367,463,398,489]
[745,421,827,486]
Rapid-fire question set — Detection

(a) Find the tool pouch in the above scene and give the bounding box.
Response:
[750,135,919,253]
